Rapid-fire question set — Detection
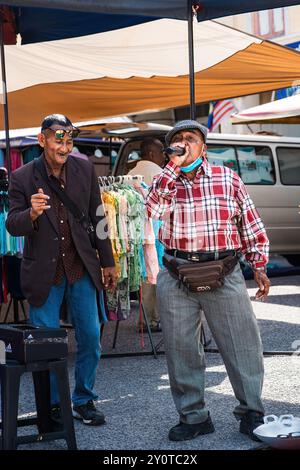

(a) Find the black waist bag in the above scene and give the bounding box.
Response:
[162,255,238,293]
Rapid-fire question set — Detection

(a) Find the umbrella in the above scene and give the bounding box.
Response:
[1,0,300,173]
[231,93,300,124]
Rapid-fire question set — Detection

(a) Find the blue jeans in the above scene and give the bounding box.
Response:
[29,273,101,406]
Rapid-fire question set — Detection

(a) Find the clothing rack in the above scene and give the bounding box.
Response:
[98,174,158,358]
[0,171,25,322]
[1,298,27,324]
[98,174,144,188]
[101,296,158,359]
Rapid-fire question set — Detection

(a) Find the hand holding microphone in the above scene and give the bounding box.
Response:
[164,145,189,166]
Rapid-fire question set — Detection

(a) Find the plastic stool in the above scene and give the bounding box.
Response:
[0,358,77,450]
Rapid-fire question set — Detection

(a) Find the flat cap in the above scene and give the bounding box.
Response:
[165,120,208,146]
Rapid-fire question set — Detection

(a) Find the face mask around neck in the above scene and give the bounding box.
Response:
[180,157,202,173]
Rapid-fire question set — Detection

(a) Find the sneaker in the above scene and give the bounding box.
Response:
[239,411,264,442]
[73,400,106,426]
[168,414,215,441]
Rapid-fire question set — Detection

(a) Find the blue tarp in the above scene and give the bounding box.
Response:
[3,0,300,43]
[15,9,157,43]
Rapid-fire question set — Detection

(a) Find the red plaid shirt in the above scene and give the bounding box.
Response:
[146,159,269,269]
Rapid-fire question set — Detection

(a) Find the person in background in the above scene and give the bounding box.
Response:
[128,137,165,186]
[6,114,117,427]
[146,119,271,442]
[129,138,165,333]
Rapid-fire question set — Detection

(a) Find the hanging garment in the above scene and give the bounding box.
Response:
[10,149,22,171]
[22,145,41,164]
[0,149,5,167]
[0,187,23,256]
[100,183,146,319]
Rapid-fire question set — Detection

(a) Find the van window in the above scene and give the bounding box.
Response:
[73,137,122,177]
[128,150,141,161]
[206,145,239,174]
[277,147,300,185]
[236,146,275,185]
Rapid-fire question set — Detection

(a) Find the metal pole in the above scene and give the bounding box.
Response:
[188,0,196,120]
[0,12,11,176]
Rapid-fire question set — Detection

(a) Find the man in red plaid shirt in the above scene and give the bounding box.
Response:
[146,120,271,443]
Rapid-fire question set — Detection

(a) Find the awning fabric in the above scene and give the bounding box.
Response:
[231,94,300,124]
[1,19,300,130]
[4,20,262,93]
[2,1,300,43]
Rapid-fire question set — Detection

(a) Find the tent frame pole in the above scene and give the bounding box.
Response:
[188,0,196,120]
[0,12,11,176]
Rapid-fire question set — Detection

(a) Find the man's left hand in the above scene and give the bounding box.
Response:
[253,270,271,301]
[102,266,118,291]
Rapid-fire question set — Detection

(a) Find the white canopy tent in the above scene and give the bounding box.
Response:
[4,19,262,93]
[231,93,300,125]
[2,18,300,129]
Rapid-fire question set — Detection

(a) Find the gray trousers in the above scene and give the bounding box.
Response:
[156,258,264,424]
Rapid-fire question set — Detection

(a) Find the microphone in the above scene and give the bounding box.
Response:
[164,146,185,157]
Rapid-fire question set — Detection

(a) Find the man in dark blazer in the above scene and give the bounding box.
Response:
[6,114,117,426]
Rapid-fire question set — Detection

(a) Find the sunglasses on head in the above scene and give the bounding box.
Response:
[44,127,80,140]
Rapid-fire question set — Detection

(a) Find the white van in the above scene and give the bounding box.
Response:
[112,128,300,261]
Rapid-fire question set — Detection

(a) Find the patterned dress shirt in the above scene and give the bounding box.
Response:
[146,159,269,269]
[44,158,85,285]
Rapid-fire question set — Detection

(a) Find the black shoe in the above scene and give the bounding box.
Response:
[150,322,162,333]
[169,414,215,441]
[239,411,264,442]
[50,404,63,431]
[73,400,106,426]
[137,323,162,333]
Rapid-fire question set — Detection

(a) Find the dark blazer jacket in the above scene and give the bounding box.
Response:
[6,155,115,307]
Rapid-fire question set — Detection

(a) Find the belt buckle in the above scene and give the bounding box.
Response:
[189,253,200,262]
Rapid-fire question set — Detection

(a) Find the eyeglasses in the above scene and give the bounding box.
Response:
[171,135,203,145]
[44,127,80,140]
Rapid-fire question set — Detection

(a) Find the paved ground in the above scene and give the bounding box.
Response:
[11,272,300,451]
